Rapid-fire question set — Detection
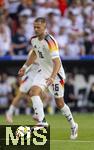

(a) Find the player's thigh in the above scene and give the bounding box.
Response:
[19,73,34,93]
[31,73,47,91]
[16,90,25,98]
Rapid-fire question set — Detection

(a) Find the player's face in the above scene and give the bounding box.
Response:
[34,22,46,36]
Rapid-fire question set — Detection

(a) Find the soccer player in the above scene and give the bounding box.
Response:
[18,17,78,140]
[6,50,39,123]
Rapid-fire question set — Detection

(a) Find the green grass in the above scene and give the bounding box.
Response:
[0,113,94,150]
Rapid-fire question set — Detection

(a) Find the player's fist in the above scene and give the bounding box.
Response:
[18,68,25,77]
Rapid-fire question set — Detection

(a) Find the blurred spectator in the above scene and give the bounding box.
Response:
[57,0,68,15]
[64,73,77,109]
[88,83,94,103]
[17,0,32,14]
[5,0,20,19]
[47,12,60,36]
[0,73,12,107]
[35,0,60,17]
[66,0,83,17]
[0,0,4,6]
[83,0,93,19]
[12,25,28,55]
[84,28,93,55]
[3,0,20,36]
[18,8,33,40]
[4,0,20,29]
[64,74,76,102]
[65,33,85,56]
[67,11,84,39]
[56,25,69,56]
[0,12,12,56]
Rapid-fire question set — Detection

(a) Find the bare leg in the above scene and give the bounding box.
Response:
[6,90,25,123]
[12,91,25,107]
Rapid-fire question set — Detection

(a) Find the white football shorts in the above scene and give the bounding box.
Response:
[31,70,65,98]
[19,63,39,93]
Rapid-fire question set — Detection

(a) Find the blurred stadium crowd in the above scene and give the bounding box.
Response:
[0,0,94,114]
[0,0,94,57]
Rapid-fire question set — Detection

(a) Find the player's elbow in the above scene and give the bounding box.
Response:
[53,58,61,66]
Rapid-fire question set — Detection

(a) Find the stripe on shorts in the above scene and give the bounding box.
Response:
[20,76,28,85]
[57,73,65,87]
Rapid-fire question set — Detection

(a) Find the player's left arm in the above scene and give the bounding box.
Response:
[46,35,61,86]
[51,57,61,79]
[46,57,61,86]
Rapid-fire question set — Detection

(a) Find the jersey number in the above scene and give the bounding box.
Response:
[52,84,59,91]
[38,51,44,58]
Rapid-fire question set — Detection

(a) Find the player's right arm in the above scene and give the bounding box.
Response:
[18,50,37,77]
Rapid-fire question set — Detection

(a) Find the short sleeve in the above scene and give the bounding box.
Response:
[45,34,59,59]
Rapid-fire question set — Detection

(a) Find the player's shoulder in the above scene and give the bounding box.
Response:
[45,34,55,40]
[31,35,37,40]
[45,33,58,48]
[45,34,57,44]
[29,35,37,44]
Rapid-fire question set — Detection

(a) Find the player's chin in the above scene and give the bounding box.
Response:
[35,32,41,36]
[35,32,39,36]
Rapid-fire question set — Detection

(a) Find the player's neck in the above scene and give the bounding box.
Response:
[38,33,45,41]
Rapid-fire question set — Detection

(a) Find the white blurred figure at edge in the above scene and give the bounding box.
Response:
[0,12,12,56]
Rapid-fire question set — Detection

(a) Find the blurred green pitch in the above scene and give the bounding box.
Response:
[0,113,94,150]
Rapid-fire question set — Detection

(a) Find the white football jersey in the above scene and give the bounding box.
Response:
[30,34,66,80]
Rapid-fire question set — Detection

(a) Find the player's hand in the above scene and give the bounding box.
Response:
[18,67,25,77]
[46,77,54,86]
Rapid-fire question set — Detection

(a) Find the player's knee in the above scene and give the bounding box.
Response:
[29,90,33,97]
[55,97,64,109]
[29,86,41,97]
[57,102,64,109]
[29,90,37,97]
